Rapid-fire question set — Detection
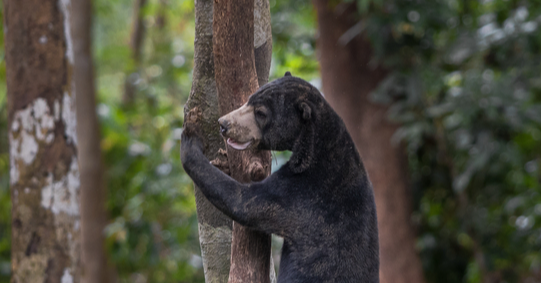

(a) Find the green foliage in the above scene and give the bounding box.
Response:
[93,0,203,281]
[270,0,320,81]
[365,0,541,281]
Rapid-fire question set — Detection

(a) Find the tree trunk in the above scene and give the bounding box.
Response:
[313,1,426,283]
[185,0,233,282]
[213,0,273,282]
[186,0,274,281]
[5,0,81,282]
[70,0,112,283]
[123,0,148,105]
[156,0,167,30]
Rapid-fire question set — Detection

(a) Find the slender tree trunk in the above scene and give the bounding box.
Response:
[5,0,81,282]
[156,0,167,30]
[70,1,111,283]
[186,0,274,281]
[213,0,272,282]
[123,0,148,105]
[313,2,426,283]
[185,0,233,282]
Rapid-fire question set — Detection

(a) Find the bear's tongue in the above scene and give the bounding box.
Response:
[227,138,252,150]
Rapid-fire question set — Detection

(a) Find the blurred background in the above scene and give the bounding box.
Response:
[0,0,540,282]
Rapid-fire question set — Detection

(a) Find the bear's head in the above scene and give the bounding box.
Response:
[218,72,322,173]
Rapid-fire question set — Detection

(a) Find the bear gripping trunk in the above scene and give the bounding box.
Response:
[213,0,273,283]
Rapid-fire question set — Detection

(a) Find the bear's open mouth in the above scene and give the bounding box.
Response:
[227,138,252,150]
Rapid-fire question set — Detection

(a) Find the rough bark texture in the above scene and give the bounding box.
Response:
[213,0,272,282]
[313,1,426,283]
[186,0,275,282]
[5,0,81,282]
[70,0,111,282]
[185,0,233,282]
[123,0,148,104]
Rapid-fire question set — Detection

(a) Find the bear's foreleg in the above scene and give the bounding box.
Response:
[181,126,286,235]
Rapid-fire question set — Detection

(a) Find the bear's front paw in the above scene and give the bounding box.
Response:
[180,121,204,166]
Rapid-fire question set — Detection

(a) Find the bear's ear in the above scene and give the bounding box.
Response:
[289,120,315,174]
[289,101,315,174]
[284,71,292,77]
[298,102,311,120]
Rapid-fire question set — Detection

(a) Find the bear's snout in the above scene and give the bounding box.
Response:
[217,103,262,151]
[218,117,230,137]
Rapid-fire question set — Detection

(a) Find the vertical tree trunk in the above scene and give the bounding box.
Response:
[155,0,167,30]
[70,1,111,283]
[123,0,148,105]
[5,0,81,282]
[186,0,274,281]
[213,1,272,282]
[185,0,233,282]
[313,1,426,283]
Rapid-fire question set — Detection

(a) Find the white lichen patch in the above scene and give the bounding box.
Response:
[61,268,73,283]
[19,131,39,164]
[34,98,56,141]
[62,92,77,145]
[10,99,56,185]
[59,0,74,64]
[41,157,80,216]
[54,99,61,121]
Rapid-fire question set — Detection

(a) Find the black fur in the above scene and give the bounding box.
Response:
[181,74,379,283]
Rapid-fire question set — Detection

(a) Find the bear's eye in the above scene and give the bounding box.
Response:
[255,107,267,120]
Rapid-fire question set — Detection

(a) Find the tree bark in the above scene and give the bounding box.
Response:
[5,0,81,282]
[70,0,112,283]
[185,0,233,282]
[186,0,274,282]
[213,0,273,282]
[313,1,426,283]
[123,0,148,105]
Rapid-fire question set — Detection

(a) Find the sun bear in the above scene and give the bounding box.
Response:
[181,72,379,283]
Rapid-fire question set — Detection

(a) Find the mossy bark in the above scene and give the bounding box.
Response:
[213,0,273,282]
[5,0,81,282]
[185,0,233,282]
